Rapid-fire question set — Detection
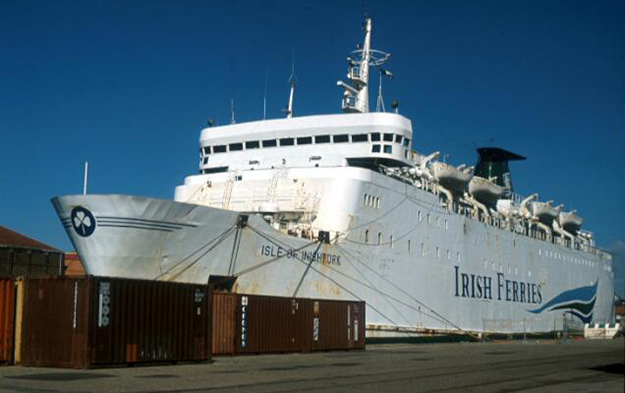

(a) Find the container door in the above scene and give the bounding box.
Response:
[0,279,16,364]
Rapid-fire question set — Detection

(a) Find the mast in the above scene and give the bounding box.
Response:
[337,17,390,114]
[285,53,298,119]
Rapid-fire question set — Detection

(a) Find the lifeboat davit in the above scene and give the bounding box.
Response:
[468,176,503,205]
[559,210,583,233]
[529,201,562,225]
[431,162,472,194]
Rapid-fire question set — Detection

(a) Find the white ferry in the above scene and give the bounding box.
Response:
[53,17,614,337]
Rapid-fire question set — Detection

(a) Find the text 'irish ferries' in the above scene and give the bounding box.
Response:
[454,266,542,304]
[260,244,341,266]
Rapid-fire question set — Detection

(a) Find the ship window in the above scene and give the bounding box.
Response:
[262,139,277,148]
[352,134,368,142]
[201,166,228,174]
[280,138,295,146]
[421,243,425,256]
[427,213,431,224]
[457,252,461,262]
[408,239,412,253]
[403,138,410,147]
[447,249,451,260]
[390,235,393,248]
[371,132,381,141]
[297,136,312,145]
[213,145,227,153]
[372,144,381,153]
[395,135,403,143]
[436,217,440,227]
[202,157,209,165]
[333,134,349,143]
[363,194,367,205]
[229,143,243,151]
[246,141,260,149]
[383,133,394,142]
[383,145,392,154]
[203,146,211,155]
[436,247,440,259]
[315,135,331,144]
[418,211,422,221]
[364,229,369,243]
[376,197,380,208]
[445,219,448,230]
[377,232,381,245]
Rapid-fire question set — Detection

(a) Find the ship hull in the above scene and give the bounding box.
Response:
[53,194,615,337]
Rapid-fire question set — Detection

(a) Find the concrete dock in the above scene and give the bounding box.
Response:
[0,338,622,393]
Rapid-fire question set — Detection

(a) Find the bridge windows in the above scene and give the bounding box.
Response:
[351,134,368,142]
[333,134,349,143]
[229,143,243,151]
[245,141,260,149]
[315,135,331,144]
[297,136,312,145]
[202,131,411,159]
[262,139,277,148]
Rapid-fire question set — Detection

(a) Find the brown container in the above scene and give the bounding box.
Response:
[20,276,211,368]
[211,292,236,355]
[236,294,314,354]
[312,299,366,351]
[0,279,16,364]
[210,292,365,355]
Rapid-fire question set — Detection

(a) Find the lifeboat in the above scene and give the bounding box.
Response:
[529,201,562,225]
[468,176,503,205]
[559,210,583,233]
[431,162,472,194]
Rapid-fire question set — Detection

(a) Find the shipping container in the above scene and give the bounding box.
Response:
[0,279,15,364]
[211,292,365,355]
[211,292,236,355]
[20,276,211,368]
[312,299,366,351]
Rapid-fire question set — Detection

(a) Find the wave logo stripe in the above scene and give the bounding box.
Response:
[528,281,598,323]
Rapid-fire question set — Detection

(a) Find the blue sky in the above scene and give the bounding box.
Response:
[1,1,623,294]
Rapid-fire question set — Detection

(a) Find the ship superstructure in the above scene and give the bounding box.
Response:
[53,17,614,336]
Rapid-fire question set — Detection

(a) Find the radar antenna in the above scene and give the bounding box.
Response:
[337,17,390,114]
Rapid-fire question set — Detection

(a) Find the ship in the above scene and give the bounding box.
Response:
[53,17,614,337]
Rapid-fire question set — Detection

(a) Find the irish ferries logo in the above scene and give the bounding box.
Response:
[71,206,96,237]
[528,281,598,324]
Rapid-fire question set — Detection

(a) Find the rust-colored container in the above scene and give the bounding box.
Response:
[211,292,236,355]
[210,292,365,355]
[236,294,314,354]
[0,279,16,364]
[20,276,211,368]
[312,299,365,350]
